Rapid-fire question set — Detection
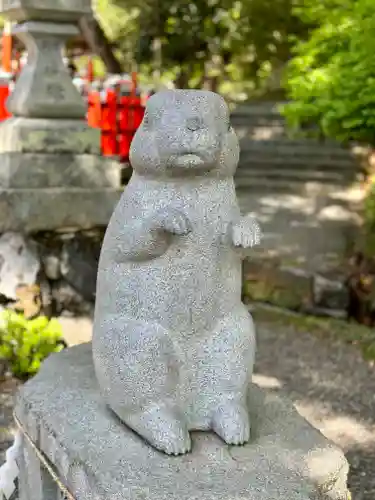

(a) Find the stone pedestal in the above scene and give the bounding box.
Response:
[14,343,350,500]
[0,0,121,232]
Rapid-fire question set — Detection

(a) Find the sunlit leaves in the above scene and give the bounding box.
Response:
[282,0,375,145]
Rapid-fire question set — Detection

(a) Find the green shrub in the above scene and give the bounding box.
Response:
[281,0,375,145]
[0,311,66,380]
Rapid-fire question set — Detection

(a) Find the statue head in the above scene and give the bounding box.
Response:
[129,89,239,179]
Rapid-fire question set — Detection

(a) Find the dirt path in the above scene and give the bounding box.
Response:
[0,312,373,499]
[252,308,375,500]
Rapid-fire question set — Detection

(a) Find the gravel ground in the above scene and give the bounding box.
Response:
[0,312,374,499]
[253,310,375,500]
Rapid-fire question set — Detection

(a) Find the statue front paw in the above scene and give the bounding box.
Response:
[154,207,192,236]
[230,214,262,249]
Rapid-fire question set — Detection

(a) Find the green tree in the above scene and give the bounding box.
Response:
[282,0,375,145]
[94,0,140,71]
[103,0,308,95]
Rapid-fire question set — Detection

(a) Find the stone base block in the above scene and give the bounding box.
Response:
[0,117,101,155]
[0,187,122,232]
[0,152,121,188]
[15,343,350,500]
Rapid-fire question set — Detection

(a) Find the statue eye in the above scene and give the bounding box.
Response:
[186,117,203,131]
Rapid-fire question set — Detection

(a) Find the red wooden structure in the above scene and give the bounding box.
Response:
[0,22,13,121]
[86,69,147,161]
[86,88,146,161]
[0,84,11,121]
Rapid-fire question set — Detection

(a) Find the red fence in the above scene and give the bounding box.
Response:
[87,89,147,162]
[0,84,11,122]
[0,81,147,162]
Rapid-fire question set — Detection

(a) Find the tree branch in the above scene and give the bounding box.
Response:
[78,15,123,74]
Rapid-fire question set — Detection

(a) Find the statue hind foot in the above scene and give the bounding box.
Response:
[126,403,191,455]
[212,401,250,445]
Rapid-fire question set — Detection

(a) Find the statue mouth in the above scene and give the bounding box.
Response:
[166,153,215,173]
[173,153,204,168]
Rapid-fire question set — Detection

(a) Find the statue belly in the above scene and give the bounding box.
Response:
[112,232,237,335]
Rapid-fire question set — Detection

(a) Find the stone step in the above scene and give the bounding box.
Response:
[232,115,285,124]
[238,152,359,170]
[231,102,287,117]
[237,135,345,146]
[239,140,355,159]
[234,177,344,194]
[233,126,337,143]
[235,126,287,141]
[235,167,358,185]
[232,119,286,130]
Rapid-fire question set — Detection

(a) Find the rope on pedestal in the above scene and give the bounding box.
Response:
[13,413,75,500]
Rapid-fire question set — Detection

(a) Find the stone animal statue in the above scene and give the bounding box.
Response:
[92,90,261,455]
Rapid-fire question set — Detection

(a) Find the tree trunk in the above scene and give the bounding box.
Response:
[78,15,122,74]
[175,67,190,89]
[152,37,162,90]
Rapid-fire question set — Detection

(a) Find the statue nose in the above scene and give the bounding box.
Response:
[186,117,203,132]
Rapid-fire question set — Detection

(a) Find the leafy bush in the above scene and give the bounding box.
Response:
[281,0,375,145]
[0,311,66,380]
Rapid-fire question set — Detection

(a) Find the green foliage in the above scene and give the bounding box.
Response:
[282,0,375,145]
[75,54,107,78]
[0,311,65,380]
[95,0,140,70]
[95,0,308,97]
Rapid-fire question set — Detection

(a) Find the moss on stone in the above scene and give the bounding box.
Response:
[243,276,310,311]
[251,303,375,362]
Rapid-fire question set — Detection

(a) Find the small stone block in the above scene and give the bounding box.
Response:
[0,0,91,23]
[0,187,122,232]
[14,344,350,500]
[243,259,313,310]
[8,22,86,119]
[0,153,121,189]
[0,117,101,154]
